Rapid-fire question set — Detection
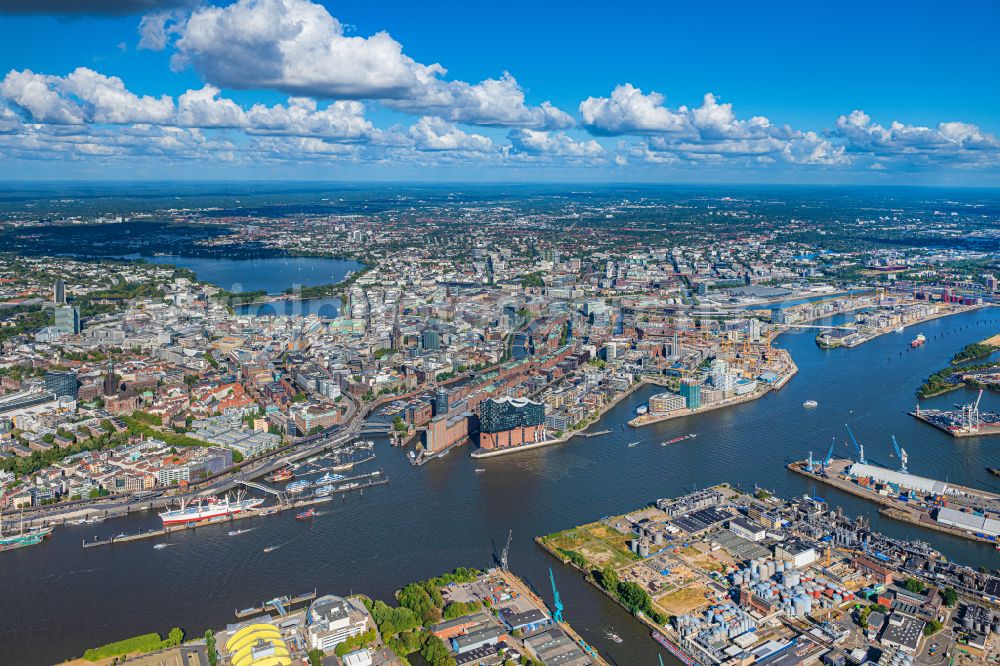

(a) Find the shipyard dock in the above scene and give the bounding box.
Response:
[788,458,1000,545]
[910,405,1000,438]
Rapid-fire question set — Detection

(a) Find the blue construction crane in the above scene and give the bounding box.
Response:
[821,437,835,474]
[890,435,908,474]
[549,568,564,623]
[845,424,866,464]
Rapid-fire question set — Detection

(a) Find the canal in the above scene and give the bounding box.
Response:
[1,308,998,665]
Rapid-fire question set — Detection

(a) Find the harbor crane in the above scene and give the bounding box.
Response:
[845,424,866,465]
[821,437,835,474]
[500,530,512,571]
[957,389,984,434]
[890,435,908,474]
[548,568,564,623]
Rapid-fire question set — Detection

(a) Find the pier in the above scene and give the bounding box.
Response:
[575,429,612,438]
[235,590,317,618]
[80,471,388,548]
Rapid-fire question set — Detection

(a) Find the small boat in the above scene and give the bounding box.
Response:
[296,508,316,520]
[153,543,169,550]
[605,629,623,644]
[911,333,926,348]
[474,468,486,473]
[228,528,254,536]
[803,400,818,408]
[988,467,1000,478]
[266,467,294,483]
[316,472,344,484]
[263,545,279,553]
[627,441,639,448]
[894,326,905,333]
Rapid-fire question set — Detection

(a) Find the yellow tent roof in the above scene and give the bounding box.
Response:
[225,623,292,666]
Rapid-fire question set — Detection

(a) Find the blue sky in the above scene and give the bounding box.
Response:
[0,0,997,183]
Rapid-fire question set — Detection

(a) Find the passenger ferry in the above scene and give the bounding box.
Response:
[286,480,311,494]
[158,494,264,526]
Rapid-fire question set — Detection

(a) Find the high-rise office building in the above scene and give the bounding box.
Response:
[45,370,78,399]
[53,279,66,305]
[53,305,80,335]
[433,388,449,416]
[679,378,702,409]
[421,328,441,351]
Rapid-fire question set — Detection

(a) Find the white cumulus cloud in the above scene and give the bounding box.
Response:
[508,129,603,158]
[580,84,690,135]
[407,117,493,152]
[166,0,571,128]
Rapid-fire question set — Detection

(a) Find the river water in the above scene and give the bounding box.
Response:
[3,308,999,665]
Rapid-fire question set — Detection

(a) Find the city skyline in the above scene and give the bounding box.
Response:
[0,0,999,184]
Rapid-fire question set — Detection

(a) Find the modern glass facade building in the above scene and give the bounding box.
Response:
[53,305,80,335]
[679,378,702,409]
[479,396,545,433]
[44,370,78,399]
[434,388,449,416]
[421,328,441,351]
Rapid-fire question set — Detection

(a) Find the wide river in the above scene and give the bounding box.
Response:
[3,307,999,665]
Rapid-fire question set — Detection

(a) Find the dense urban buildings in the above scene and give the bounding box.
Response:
[0,186,998,665]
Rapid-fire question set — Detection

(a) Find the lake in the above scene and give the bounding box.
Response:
[133,255,364,318]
